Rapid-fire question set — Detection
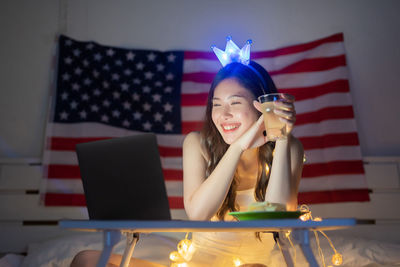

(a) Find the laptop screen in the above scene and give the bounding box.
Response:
[76,133,171,220]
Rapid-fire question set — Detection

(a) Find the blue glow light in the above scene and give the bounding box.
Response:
[211,37,252,67]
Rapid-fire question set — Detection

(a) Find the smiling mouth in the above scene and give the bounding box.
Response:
[221,123,240,132]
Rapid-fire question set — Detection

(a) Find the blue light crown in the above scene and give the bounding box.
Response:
[211,36,252,67]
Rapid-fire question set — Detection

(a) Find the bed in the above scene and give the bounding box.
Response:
[1,230,400,266]
[1,157,400,267]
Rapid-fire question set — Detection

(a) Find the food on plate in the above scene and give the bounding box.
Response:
[247,201,286,212]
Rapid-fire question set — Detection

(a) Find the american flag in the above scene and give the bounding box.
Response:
[41,33,369,219]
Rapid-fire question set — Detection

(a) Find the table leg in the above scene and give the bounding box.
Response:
[292,229,319,267]
[97,230,122,267]
[276,233,294,267]
[120,233,139,267]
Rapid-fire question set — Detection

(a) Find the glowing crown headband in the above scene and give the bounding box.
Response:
[211,36,251,67]
[211,36,267,93]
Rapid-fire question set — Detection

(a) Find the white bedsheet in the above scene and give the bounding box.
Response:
[1,232,399,267]
[268,233,400,267]
[20,232,178,267]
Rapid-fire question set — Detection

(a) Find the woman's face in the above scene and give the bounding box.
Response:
[211,78,259,145]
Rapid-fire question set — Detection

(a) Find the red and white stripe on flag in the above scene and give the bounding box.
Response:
[42,33,369,219]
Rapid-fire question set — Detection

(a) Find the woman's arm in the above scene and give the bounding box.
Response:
[183,132,243,221]
[265,134,304,211]
[183,115,267,220]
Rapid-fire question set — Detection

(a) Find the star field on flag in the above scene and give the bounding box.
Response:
[55,35,183,134]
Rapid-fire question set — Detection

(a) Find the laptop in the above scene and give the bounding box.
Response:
[76,133,172,220]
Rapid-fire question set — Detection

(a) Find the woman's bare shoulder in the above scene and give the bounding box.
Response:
[183,132,208,160]
[183,131,201,147]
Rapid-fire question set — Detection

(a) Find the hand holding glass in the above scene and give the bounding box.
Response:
[258,93,295,141]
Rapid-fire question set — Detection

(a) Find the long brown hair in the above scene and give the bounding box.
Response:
[200,61,278,220]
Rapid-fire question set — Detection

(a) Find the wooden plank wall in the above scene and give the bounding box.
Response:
[0,157,399,253]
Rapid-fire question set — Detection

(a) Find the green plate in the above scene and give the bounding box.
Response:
[229,211,304,221]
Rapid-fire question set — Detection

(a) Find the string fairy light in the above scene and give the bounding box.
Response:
[233,257,243,266]
[169,232,195,265]
[285,230,297,263]
[169,208,342,266]
[170,263,188,267]
[297,205,343,266]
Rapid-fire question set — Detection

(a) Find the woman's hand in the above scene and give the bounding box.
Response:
[274,94,296,135]
[253,95,297,137]
[231,95,296,152]
[232,114,268,152]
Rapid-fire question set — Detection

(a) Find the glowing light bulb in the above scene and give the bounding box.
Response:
[177,238,195,261]
[169,251,183,262]
[300,212,311,221]
[314,217,322,221]
[285,230,292,238]
[233,257,242,266]
[177,239,191,254]
[332,253,343,265]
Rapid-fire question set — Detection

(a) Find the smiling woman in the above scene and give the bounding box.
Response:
[181,55,304,265]
[211,79,260,145]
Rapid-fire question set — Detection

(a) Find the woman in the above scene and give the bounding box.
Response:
[181,61,304,266]
[71,61,303,267]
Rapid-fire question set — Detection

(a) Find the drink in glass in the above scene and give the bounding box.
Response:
[258,93,294,141]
